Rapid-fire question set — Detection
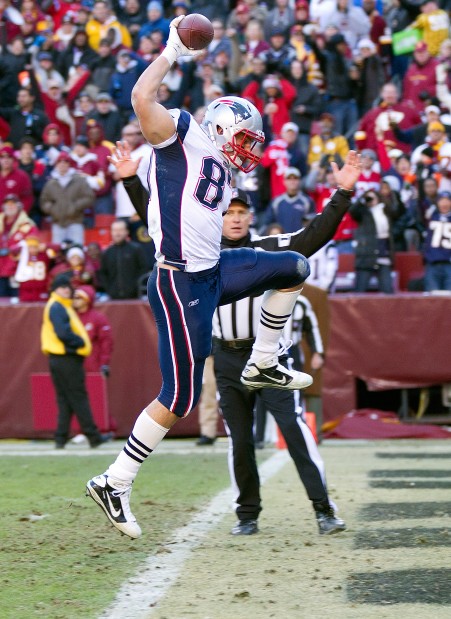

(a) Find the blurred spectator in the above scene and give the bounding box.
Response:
[57,28,99,80]
[310,32,358,137]
[35,123,70,174]
[361,0,386,48]
[353,38,385,116]
[288,58,321,154]
[307,113,349,168]
[354,148,381,199]
[14,234,53,302]
[260,127,296,199]
[114,0,147,50]
[137,1,170,45]
[263,0,295,41]
[40,151,95,245]
[0,35,30,107]
[259,27,297,77]
[85,119,115,214]
[41,0,84,30]
[357,82,422,154]
[241,19,270,71]
[0,145,33,213]
[411,121,448,170]
[88,38,117,93]
[349,189,403,293]
[227,0,267,30]
[109,48,147,124]
[32,50,65,93]
[85,0,132,52]
[16,137,47,225]
[390,103,450,149]
[237,54,267,93]
[73,284,114,382]
[0,193,38,298]
[265,166,315,233]
[0,88,49,148]
[242,73,296,140]
[73,91,96,136]
[318,0,370,50]
[226,2,252,51]
[86,92,122,143]
[39,72,91,146]
[50,244,97,288]
[70,135,106,226]
[205,18,232,66]
[379,175,421,251]
[85,241,103,285]
[0,0,24,43]
[113,126,152,219]
[99,219,148,299]
[384,0,412,80]
[408,0,450,57]
[402,41,441,111]
[54,12,78,51]
[423,191,451,291]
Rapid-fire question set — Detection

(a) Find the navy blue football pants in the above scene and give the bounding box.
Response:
[147,247,310,417]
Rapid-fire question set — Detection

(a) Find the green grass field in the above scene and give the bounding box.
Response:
[2,450,231,619]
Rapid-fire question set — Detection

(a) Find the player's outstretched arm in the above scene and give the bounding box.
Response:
[131,16,200,146]
[331,150,362,191]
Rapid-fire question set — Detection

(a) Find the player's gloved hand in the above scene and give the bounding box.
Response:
[161,16,202,66]
[100,365,110,378]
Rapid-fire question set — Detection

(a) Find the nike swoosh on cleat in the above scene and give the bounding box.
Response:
[106,492,122,518]
[260,373,290,385]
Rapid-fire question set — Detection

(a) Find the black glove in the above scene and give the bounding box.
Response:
[100,365,110,378]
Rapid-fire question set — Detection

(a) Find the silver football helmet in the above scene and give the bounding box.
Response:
[201,96,265,173]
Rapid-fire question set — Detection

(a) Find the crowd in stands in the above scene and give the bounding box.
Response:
[0,0,450,300]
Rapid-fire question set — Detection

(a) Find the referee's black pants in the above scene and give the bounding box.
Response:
[49,354,102,446]
[214,346,330,522]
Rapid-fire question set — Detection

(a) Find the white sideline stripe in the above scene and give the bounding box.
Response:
[99,450,290,619]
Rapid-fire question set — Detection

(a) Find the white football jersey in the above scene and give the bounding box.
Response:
[148,109,232,272]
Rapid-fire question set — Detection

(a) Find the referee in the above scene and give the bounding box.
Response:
[213,188,346,536]
[117,144,358,536]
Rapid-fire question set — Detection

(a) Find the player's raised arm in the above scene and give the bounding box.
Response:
[131,17,199,146]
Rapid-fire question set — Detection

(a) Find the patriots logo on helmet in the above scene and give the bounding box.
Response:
[219,99,252,124]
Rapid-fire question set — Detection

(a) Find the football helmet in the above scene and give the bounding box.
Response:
[202,96,265,173]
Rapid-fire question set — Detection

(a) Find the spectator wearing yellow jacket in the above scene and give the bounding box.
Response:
[409,1,450,57]
[85,0,132,52]
[41,274,111,448]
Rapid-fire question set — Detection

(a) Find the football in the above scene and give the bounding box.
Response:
[177,13,214,50]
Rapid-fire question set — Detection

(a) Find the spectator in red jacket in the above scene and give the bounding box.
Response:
[0,193,38,297]
[0,145,33,213]
[402,41,440,111]
[357,82,422,154]
[242,73,296,140]
[73,284,114,376]
[14,235,54,302]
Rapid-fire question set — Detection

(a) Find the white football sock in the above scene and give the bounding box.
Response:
[106,411,168,484]
[249,288,300,366]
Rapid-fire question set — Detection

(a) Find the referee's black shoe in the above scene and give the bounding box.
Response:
[231,519,259,535]
[313,502,346,535]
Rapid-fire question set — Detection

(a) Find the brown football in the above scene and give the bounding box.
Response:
[177,13,214,50]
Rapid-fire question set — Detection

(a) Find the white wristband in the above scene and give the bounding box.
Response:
[161,46,178,67]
